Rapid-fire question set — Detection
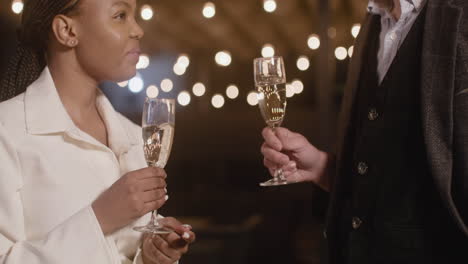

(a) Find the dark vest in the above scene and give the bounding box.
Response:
[335,8,468,264]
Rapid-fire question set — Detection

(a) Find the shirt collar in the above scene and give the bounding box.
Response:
[24,67,139,154]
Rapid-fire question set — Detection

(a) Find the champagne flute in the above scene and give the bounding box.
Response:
[133,98,175,234]
[253,56,290,187]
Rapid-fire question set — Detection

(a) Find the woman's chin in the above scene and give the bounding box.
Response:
[114,68,137,82]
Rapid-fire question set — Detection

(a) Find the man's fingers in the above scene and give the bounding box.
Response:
[275,128,308,152]
[151,235,181,260]
[262,127,282,151]
[261,144,290,166]
[143,236,170,264]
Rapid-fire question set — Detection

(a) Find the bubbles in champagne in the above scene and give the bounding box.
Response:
[256,82,287,128]
[143,123,174,168]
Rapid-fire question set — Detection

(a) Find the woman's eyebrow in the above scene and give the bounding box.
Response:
[112,0,131,8]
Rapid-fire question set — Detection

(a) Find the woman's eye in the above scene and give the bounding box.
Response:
[115,12,127,20]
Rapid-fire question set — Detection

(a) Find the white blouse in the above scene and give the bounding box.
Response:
[0,67,152,263]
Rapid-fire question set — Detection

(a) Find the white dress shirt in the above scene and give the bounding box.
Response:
[0,67,152,263]
[367,0,427,84]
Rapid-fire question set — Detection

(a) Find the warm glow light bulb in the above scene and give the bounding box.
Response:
[177,91,191,106]
[141,5,154,20]
[146,85,159,98]
[192,83,206,97]
[226,85,239,99]
[215,51,232,66]
[297,56,310,71]
[335,47,348,60]
[211,94,225,108]
[307,34,320,50]
[263,0,277,13]
[351,24,361,38]
[203,2,216,18]
[160,79,173,92]
[12,0,23,14]
[261,44,275,58]
[247,92,259,106]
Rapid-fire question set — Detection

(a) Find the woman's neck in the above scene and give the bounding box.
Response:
[47,50,100,122]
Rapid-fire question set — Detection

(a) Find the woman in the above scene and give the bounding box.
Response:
[0,0,195,263]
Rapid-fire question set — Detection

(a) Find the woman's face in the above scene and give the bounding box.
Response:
[73,0,144,82]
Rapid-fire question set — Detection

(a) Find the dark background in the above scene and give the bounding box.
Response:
[0,0,368,263]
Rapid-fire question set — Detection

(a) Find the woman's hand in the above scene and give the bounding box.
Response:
[92,167,168,235]
[142,217,196,264]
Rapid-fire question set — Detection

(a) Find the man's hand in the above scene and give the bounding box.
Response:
[142,217,196,264]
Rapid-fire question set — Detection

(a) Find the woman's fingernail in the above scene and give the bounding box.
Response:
[182,232,190,239]
[182,224,192,230]
[165,195,169,201]
[164,188,167,193]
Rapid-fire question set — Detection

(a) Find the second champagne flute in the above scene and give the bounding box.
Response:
[254,56,290,187]
[133,98,175,234]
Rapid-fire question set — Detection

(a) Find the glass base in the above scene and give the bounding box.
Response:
[259,178,290,187]
[133,224,172,234]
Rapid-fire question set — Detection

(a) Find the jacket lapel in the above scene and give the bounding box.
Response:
[420,0,467,234]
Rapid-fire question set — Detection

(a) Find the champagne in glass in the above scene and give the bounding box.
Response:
[134,98,175,234]
[254,56,290,186]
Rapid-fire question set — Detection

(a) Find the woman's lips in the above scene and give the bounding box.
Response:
[127,49,141,63]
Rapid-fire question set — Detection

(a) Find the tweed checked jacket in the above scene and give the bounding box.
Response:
[326,0,468,254]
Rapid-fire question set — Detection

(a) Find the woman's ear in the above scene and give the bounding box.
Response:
[51,15,78,48]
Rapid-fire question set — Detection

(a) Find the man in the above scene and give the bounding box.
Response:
[261,0,468,263]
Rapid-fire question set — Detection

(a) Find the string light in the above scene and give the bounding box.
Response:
[261,44,275,58]
[117,81,129,88]
[348,46,354,58]
[177,54,190,68]
[215,51,232,67]
[335,47,348,60]
[136,54,150,69]
[291,79,304,94]
[173,64,186,75]
[286,84,295,98]
[226,85,239,99]
[211,94,225,108]
[161,79,174,92]
[141,5,153,20]
[263,0,277,13]
[307,34,320,50]
[11,0,23,14]
[146,85,159,98]
[351,24,361,38]
[177,91,191,106]
[192,83,206,97]
[247,92,259,106]
[128,74,144,93]
[203,2,216,18]
[297,56,310,71]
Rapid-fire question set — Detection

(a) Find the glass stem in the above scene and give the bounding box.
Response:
[150,210,160,227]
[271,125,285,182]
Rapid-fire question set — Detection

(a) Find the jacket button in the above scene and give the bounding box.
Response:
[357,162,368,175]
[368,108,379,121]
[352,217,363,230]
